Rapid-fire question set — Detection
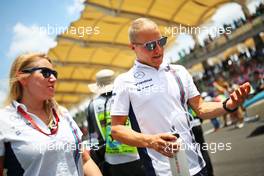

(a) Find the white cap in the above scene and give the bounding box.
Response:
[88,69,115,94]
[201,92,208,98]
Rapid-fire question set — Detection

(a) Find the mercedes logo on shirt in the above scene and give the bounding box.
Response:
[134,71,145,79]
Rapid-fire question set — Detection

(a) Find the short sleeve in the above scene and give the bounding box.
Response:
[110,74,130,116]
[0,131,4,156]
[172,64,200,100]
[0,115,6,156]
[70,117,83,140]
[184,67,200,99]
[0,109,6,156]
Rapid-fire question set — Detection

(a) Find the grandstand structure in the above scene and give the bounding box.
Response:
[47,0,261,109]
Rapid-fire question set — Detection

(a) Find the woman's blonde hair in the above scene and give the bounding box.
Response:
[5,53,58,112]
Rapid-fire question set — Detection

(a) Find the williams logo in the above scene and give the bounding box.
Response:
[134,71,145,79]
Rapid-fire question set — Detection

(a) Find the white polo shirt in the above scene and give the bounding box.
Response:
[110,60,205,176]
[0,101,83,176]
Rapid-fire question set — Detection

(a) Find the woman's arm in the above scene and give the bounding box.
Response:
[82,150,102,176]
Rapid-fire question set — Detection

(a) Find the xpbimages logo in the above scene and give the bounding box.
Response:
[33,140,100,154]
[163,24,232,37]
[164,141,232,154]
[38,24,100,38]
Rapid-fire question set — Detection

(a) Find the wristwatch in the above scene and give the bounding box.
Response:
[223,98,238,112]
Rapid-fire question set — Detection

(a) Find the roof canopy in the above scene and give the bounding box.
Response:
[48,0,246,108]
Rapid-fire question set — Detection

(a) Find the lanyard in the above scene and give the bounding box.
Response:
[17,106,60,136]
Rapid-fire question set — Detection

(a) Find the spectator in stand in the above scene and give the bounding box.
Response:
[250,70,264,95]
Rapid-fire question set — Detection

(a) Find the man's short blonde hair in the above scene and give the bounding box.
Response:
[128,18,159,43]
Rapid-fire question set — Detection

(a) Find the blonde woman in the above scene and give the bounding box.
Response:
[0,53,102,176]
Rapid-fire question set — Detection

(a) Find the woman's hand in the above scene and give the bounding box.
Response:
[82,150,102,176]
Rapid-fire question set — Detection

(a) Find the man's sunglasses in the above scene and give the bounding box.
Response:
[133,36,168,51]
[21,67,58,79]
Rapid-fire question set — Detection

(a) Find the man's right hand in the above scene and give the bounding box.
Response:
[148,133,179,158]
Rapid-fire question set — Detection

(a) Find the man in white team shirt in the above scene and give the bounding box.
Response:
[110,18,251,176]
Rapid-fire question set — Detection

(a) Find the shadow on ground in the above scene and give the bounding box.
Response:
[247,125,264,138]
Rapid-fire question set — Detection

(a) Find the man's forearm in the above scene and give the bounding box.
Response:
[111,125,152,148]
[196,101,227,119]
[111,117,178,157]
[190,82,250,119]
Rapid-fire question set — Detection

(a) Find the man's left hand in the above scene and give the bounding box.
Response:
[227,82,251,110]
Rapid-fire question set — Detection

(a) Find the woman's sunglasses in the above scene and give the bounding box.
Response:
[21,67,58,79]
[133,36,168,51]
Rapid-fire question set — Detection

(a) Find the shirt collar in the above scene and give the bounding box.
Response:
[12,100,28,112]
[134,59,169,71]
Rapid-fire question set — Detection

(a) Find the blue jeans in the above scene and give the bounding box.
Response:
[211,118,220,129]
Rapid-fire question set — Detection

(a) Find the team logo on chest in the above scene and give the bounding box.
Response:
[134,71,145,79]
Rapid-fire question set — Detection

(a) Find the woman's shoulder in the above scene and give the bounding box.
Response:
[58,105,70,114]
[0,105,17,118]
[57,106,74,121]
[57,106,81,132]
[0,105,18,129]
